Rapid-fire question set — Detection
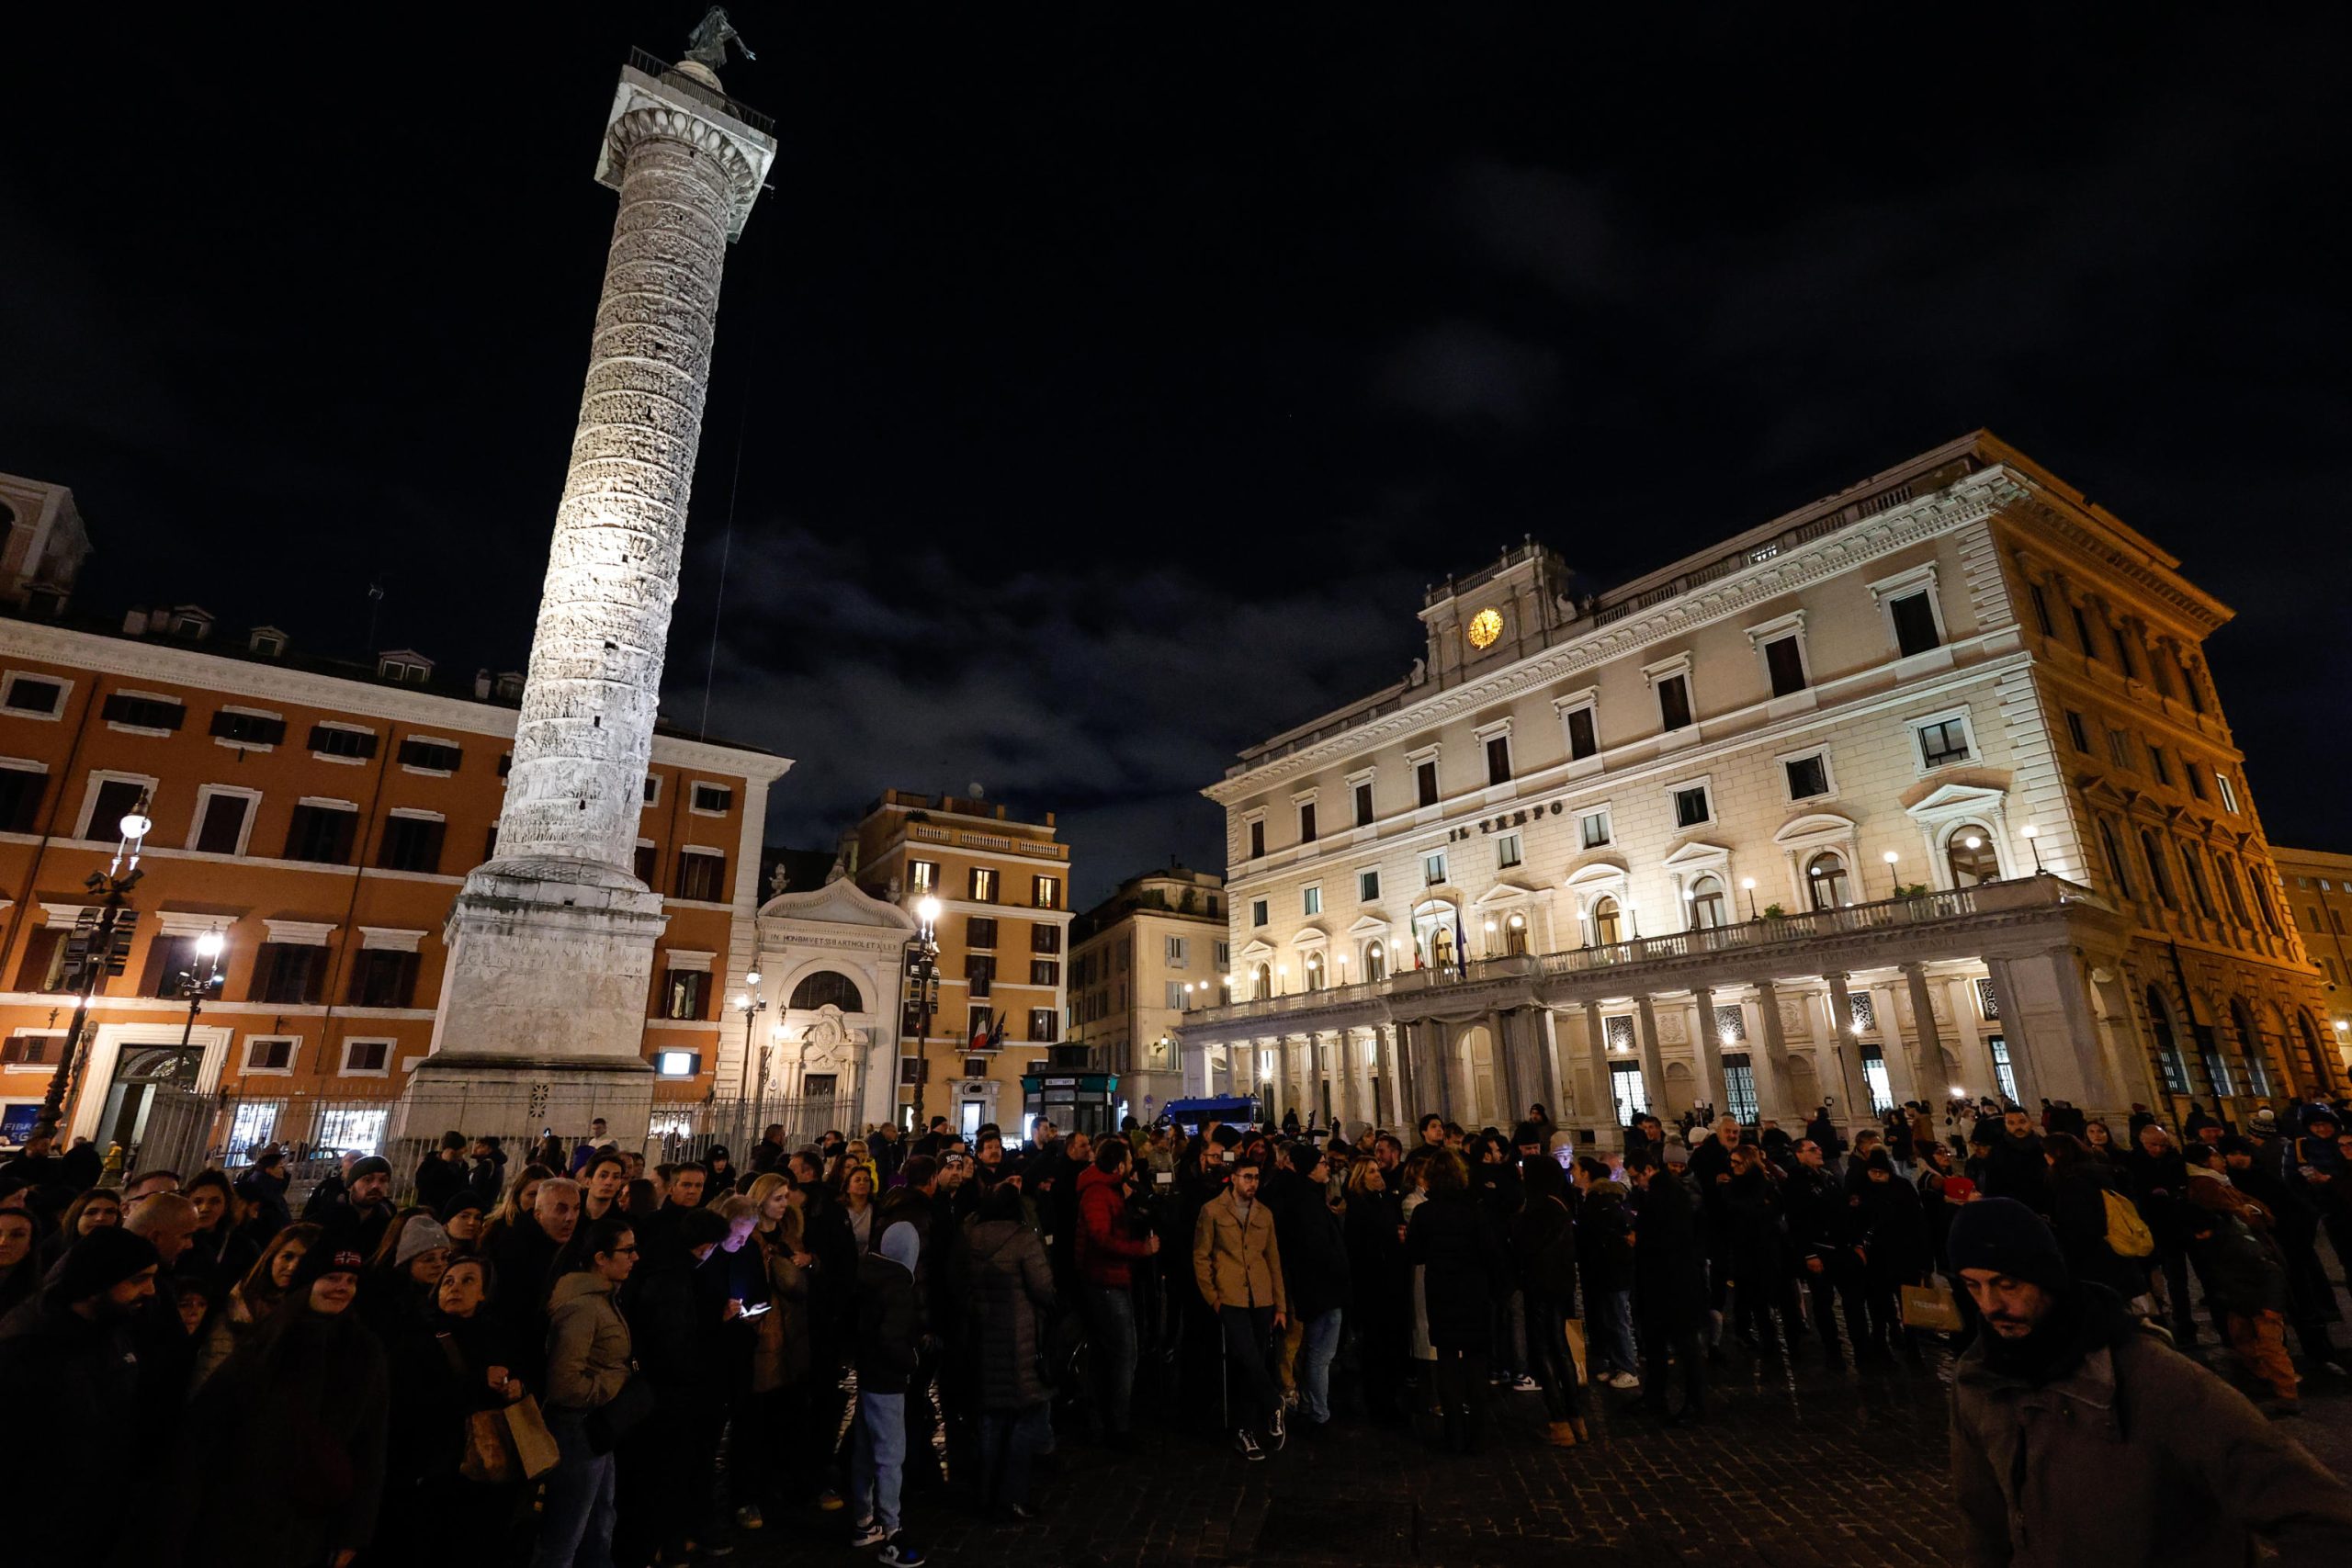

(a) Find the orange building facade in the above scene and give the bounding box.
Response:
[0,600,786,1155]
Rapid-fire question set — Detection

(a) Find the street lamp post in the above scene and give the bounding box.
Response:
[172,928,229,1056]
[733,968,769,1102]
[1741,876,1758,920]
[40,798,153,1129]
[905,896,942,1132]
[2020,822,2044,874]
[1883,849,1902,897]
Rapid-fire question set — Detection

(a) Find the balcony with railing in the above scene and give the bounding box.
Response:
[1179,873,2109,1040]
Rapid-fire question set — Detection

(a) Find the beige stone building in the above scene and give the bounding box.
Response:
[1069,866,1229,1119]
[1181,433,2340,1144]
[842,791,1071,1140]
[2272,845,2352,1076]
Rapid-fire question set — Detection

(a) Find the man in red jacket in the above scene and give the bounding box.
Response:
[1077,1137,1160,1449]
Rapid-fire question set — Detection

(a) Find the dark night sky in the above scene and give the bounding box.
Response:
[6,6,2346,904]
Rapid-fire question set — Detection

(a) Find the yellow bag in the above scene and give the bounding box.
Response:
[1901,1280,1964,1333]
[2101,1190,2155,1258]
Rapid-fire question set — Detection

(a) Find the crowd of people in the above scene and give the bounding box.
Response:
[3,1088,2350,1567]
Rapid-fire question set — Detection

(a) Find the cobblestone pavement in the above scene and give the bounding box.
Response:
[736,1326,2352,1568]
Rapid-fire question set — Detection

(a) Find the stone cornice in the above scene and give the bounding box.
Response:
[1205,473,2007,804]
[0,616,789,783]
[1997,489,2233,639]
[607,106,765,227]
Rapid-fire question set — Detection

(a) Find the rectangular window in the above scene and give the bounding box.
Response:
[2107,729,2133,770]
[1424,852,1448,885]
[283,803,358,864]
[1165,980,1187,1008]
[1889,591,1941,657]
[967,1005,995,1043]
[643,774,662,804]
[1298,802,1317,843]
[1763,636,1807,697]
[966,954,996,997]
[689,782,732,814]
[1975,976,2000,1019]
[1249,819,1266,858]
[662,968,710,1021]
[2184,761,2208,801]
[1724,1056,1758,1123]
[1656,672,1692,731]
[1359,868,1381,902]
[2181,659,2205,714]
[396,737,463,773]
[1989,1034,2019,1103]
[2065,710,2091,752]
[378,813,446,874]
[1031,924,1061,954]
[1214,941,1229,967]
[1860,1046,1894,1113]
[1164,934,1189,966]
[2029,583,2056,637]
[1496,831,1522,869]
[1784,754,1829,800]
[84,776,148,842]
[0,1033,60,1066]
[2217,773,2241,813]
[193,791,252,855]
[1030,960,1060,987]
[1917,718,1973,769]
[1353,781,1374,827]
[209,709,287,747]
[252,943,324,1006]
[1565,706,1597,761]
[1251,898,1269,927]
[243,1036,297,1073]
[1485,735,1512,785]
[341,1038,392,1076]
[0,675,63,716]
[2114,633,2138,681]
[101,693,185,731]
[634,842,658,884]
[1303,886,1322,917]
[308,723,377,760]
[2148,746,2172,785]
[1028,1008,1058,1043]
[2071,605,2099,659]
[967,916,999,949]
[1672,784,1711,829]
[968,867,998,902]
[1580,810,1611,849]
[0,767,44,833]
[910,859,938,892]
[1609,1061,1649,1122]
[346,949,420,1009]
[1032,875,1060,909]
[1416,760,1441,807]
[673,849,726,901]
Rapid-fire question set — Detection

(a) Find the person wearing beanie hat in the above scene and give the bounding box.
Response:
[302,1149,398,1260]
[438,1190,487,1254]
[0,1227,163,1558]
[1950,1196,2352,1566]
[1850,1146,1930,1362]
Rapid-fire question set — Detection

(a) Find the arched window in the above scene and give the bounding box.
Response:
[1945,824,2000,888]
[2248,871,2283,936]
[1503,911,1530,955]
[1251,962,1272,1000]
[1591,896,1623,946]
[2296,1012,2331,1096]
[787,969,865,1012]
[2230,998,2273,1098]
[1805,852,1849,910]
[2138,829,2177,909]
[2144,986,2189,1093]
[1687,875,1727,930]
[1363,941,1386,983]
[2217,854,2253,926]
[1302,951,1326,990]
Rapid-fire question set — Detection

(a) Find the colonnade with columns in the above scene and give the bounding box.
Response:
[1186,942,2146,1142]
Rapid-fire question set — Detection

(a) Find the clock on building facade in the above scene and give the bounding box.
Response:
[1466,606,1503,650]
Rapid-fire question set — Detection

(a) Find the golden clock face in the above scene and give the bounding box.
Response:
[1466,607,1503,650]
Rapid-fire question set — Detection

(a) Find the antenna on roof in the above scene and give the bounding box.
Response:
[364,580,385,660]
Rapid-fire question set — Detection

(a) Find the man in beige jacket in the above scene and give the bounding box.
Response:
[1192,1156,1288,1460]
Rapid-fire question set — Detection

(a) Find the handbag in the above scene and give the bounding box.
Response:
[1563,1318,1589,1386]
[1900,1279,1965,1333]
[584,1371,657,1454]
[443,1335,518,1486]
[502,1394,561,1481]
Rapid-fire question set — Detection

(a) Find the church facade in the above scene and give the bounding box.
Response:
[1179,433,2338,1141]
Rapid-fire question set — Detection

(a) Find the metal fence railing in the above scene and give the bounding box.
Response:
[125,1085,863,1205]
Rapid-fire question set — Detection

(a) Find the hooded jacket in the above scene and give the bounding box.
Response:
[542,1270,632,1413]
[1951,1291,2352,1566]
[853,1237,922,1393]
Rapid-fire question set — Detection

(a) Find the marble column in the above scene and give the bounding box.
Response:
[1634,993,1668,1116]
[1824,974,1871,1123]
[1872,977,1920,1109]
[1581,1004,1611,1131]
[1748,980,1789,1124]
[1692,985,1726,1114]
[1902,962,1946,1106]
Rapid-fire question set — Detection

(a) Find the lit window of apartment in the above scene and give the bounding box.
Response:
[1032,875,1060,909]
[967,866,998,902]
[2217,773,2241,813]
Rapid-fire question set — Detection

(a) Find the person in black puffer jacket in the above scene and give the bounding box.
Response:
[1341,1157,1408,1421]
[1271,1141,1351,1429]
[964,1182,1055,1518]
[1404,1150,1507,1453]
[1509,1157,1587,1445]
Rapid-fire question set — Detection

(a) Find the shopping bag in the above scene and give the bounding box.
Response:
[458,1408,516,1485]
[1901,1280,1964,1333]
[503,1394,562,1482]
[1563,1318,1589,1385]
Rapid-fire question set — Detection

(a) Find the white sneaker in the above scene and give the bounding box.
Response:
[850,1519,889,1549]
[1607,1371,1642,1390]
[1511,1373,1542,1392]
[1267,1405,1287,1450]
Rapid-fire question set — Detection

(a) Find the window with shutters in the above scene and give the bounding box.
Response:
[1028,1009,1058,1043]
[378,813,447,874]
[967,917,998,950]
[1030,960,1060,986]
[284,803,357,863]
[208,709,287,747]
[309,724,378,761]
[347,950,420,1009]
[966,954,996,997]
[1030,925,1060,954]
[252,943,325,1005]
[2,1033,60,1066]
[397,738,463,773]
[968,867,998,903]
[662,968,710,1021]
[101,693,185,732]
[1032,875,1061,909]
[689,782,732,815]
[673,849,726,901]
